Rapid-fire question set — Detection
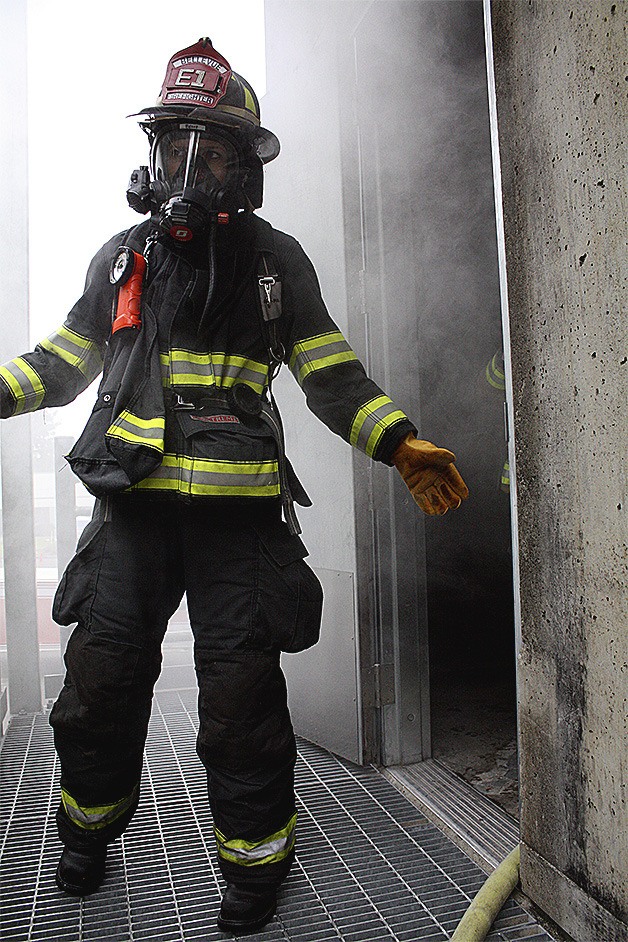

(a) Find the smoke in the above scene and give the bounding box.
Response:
[263,1,514,672]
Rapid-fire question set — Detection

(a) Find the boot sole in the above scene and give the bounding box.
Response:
[55,862,105,897]
[217,901,276,934]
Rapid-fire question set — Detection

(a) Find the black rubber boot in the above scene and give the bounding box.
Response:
[55,847,107,896]
[217,883,277,934]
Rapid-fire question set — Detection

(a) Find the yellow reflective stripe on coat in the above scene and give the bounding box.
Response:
[350,395,408,458]
[105,411,165,452]
[215,812,297,867]
[501,459,511,490]
[485,352,506,390]
[167,349,215,387]
[39,324,103,381]
[289,331,358,386]
[130,453,280,497]
[213,353,268,393]
[162,350,268,393]
[0,357,45,414]
[61,785,138,831]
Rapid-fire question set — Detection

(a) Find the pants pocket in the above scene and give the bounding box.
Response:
[252,520,323,653]
[52,506,109,628]
[57,625,142,714]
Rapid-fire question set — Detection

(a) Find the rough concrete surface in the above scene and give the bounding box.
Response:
[490,1,627,939]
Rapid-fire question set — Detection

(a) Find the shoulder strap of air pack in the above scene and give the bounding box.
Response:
[256,250,284,370]
[249,216,283,366]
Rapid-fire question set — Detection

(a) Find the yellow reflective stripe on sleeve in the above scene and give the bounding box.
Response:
[61,785,138,831]
[289,331,358,386]
[215,812,297,867]
[105,411,165,452]
[39,324,103,380]
[350,395,407,458]
[129,453,280,497]
[485,352,506,390]
[0,357,45,414]
[501,459,511,488]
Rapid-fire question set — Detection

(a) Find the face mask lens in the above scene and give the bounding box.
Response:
[153,131,191,195]
[191,135,238,190]
[153,128,238,199]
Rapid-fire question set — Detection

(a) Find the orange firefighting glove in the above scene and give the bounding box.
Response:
[392,433,469,516]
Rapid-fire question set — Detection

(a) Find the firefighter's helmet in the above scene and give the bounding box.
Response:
[133,37,279,164]
[127,38,278,227]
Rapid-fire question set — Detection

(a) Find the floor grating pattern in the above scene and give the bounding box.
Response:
[1,689,557,941]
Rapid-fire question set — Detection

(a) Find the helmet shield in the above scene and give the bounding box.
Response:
[151,124,239,204]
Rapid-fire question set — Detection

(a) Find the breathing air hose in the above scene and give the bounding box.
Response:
[451,844,521,941]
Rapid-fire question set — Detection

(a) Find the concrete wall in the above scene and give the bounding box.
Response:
[489,2,627,940]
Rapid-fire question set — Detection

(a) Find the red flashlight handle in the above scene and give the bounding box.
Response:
[111,252,147,333]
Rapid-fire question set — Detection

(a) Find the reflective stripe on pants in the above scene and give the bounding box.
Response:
[49,498,301,885]
[215,812,297,867]
[61,785,139,831]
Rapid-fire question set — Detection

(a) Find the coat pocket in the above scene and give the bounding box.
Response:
[252,519,323,653]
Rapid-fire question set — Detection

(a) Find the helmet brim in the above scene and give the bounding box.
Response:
[129,105,280,163]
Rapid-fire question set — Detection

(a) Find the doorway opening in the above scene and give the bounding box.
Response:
[426,463,517,819]
[343,0,519,821]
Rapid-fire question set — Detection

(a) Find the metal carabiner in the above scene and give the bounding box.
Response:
[173,393,197,411]
[258,275,276,306]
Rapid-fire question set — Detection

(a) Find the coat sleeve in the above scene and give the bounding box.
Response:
[279,235,416,465]
[0,233,123,418]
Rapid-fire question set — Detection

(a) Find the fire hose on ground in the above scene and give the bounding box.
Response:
[451,844,521,941]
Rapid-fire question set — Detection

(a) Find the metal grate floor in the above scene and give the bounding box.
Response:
[1,690,558,942]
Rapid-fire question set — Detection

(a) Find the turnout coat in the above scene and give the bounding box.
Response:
[0,213,415,504]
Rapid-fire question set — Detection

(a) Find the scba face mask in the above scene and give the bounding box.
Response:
[127,39,280,236]
[148,123,241,241]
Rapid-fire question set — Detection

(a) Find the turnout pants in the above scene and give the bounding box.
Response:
[49,497,323,887]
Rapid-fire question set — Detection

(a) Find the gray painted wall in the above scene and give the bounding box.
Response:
[262,1,358,576]
[490,2,627,939]
[0,0,42,717]
[262,2,364,761]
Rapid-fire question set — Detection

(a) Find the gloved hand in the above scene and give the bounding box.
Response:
[392,433,469,515]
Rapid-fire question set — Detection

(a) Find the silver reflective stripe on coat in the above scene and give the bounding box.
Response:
[166,350,216,388]
[0,357,45,414]
[162,350,269,394]
[105,410,165,452]
[212,354,268,393]
[129,454,280,497]
[39,324,103,381]
[349,395,408,458]
[289,331,358,387]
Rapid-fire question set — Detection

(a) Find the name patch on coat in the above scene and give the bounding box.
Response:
[190,414,241,424]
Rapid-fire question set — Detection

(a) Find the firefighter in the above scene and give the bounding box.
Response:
[0,39,468,934]
[484,350,510,492]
